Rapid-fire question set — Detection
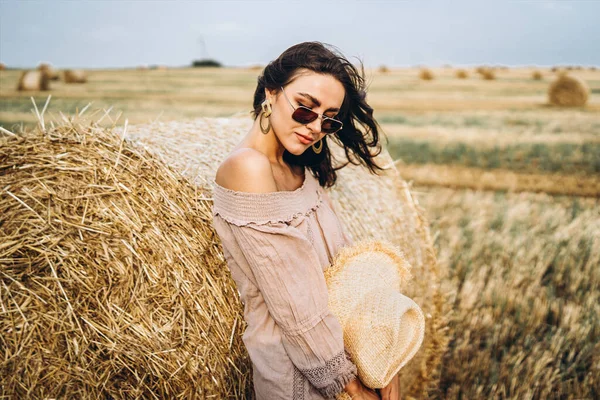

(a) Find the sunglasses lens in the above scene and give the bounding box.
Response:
[292,107,319,124]
[322,119,342,134]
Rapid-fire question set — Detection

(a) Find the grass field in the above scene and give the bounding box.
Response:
[1,65,599,398]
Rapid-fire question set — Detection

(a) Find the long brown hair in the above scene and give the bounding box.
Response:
[252,41,389,188]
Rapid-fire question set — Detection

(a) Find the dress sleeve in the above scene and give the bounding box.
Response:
[226,219,358,398]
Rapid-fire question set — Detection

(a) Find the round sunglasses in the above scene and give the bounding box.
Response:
[280,86,343,135]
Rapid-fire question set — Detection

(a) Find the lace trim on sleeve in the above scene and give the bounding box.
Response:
[298,349,358,399]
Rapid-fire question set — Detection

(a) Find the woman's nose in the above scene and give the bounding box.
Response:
[305,116,322,135]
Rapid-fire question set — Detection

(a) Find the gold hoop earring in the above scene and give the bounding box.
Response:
[261,99,272,117]
[259,111,271,134]
[312,138,323,154]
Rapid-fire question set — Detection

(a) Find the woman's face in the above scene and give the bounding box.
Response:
[266,70,345,155]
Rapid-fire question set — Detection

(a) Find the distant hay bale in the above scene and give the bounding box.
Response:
[532,70,543,80]
[479,68,496,80]
[378,65,390,73]
[39,62,60,80]
[419,68,434,80]
[475,66,486,74]
[0,62,5,70]
[547,74,589,107]
[17,70,50,91]
[125,117,450,399]
[455,69,468,79]
[0,114,250,398]
[64,69,87,83]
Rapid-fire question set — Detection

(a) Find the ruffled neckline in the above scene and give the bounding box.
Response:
[210,166,323,226]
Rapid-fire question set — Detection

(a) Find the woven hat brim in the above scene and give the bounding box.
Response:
[324,239,412,288]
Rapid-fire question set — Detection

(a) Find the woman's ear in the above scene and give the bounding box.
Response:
[264,87,278,103]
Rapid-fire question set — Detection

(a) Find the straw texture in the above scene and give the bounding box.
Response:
[1,111,251,398]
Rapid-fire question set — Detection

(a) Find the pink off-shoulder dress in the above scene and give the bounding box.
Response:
[210,166,358,400]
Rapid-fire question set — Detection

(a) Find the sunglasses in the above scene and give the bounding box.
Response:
[280,86,343,135]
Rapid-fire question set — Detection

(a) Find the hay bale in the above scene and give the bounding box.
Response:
[419,68,434,81]
[547,74,589,107]
[0,62,5,70]
[455,69,468,79]
[64,69,87,83]
[0,115,250,398]
[125,117,450,399]
[17,70,50,91]
[39,62,60,80]
[532,70,543,80]
[378,65,390,73]
[479,68,496,80]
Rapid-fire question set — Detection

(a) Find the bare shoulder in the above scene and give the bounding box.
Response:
[215,148,278,193]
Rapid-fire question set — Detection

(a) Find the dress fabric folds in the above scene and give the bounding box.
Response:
[211,166,357,400]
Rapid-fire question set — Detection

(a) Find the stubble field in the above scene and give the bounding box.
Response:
[1,65,599,398]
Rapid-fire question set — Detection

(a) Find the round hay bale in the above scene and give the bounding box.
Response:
[0,116,250,398]
[547,74,589,107]
[378,65,390,73]
[532,70,543,80]
[39,62,60,80]
[64,69,87,83]
[419,68,434,81]
[455,69,468,79]
[480,68,495,80]
[125,117,450,399]
[17,70,50,91]
[0,62,6,70]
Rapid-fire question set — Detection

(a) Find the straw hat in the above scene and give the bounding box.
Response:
[324,239,425,391]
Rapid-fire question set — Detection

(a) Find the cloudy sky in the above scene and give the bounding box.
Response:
[1,0,598,69]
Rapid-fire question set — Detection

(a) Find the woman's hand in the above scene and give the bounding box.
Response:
[379,373,400,400]
[344,377,381,399]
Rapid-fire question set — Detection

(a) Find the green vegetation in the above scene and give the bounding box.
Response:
[387,138,600,175]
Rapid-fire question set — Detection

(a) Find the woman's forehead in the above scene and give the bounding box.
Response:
[287,72,345,106]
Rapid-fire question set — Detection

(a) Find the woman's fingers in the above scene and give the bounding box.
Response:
[380,374,398,400]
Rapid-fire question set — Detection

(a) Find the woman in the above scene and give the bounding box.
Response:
[211,42,398,400]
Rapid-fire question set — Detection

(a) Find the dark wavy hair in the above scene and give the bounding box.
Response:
[252,41,389,188]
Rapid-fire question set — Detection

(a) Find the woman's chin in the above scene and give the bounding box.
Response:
[285,141,310,155]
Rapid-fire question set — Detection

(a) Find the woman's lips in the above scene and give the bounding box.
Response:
[295,132,312,145]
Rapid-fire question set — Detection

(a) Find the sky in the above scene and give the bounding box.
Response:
[1,0,599,69]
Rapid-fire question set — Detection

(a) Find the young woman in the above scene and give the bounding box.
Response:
[211,42,398,400]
